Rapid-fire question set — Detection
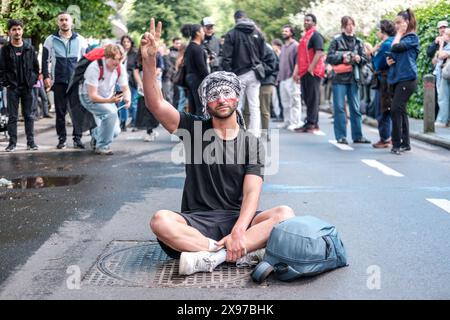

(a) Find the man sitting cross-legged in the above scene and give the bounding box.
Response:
[141,19,295,275]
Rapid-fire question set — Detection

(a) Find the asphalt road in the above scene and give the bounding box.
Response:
[1,112,450,299]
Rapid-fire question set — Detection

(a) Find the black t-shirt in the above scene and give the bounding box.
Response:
[308,32,324,51]
[125,49,138,87]
[184,42,209,79]
[12,46,25,86]
[176,112,265,213]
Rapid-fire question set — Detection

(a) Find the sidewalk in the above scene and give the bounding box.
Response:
[320,104,450,150]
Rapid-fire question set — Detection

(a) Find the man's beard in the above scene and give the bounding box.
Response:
[207,105,237,119]
[60,26,71,32]
[282,35,291,40]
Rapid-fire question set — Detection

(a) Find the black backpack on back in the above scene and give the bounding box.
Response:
[66,47,121,133]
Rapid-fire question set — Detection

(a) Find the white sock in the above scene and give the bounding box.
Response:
[208,238,220,251]
[209,249,227,269]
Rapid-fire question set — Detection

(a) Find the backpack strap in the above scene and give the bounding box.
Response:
[97,59,105,81]
[96,59,121,81]
[251,261,274,284]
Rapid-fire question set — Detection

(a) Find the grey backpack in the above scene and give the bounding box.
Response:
[252,216,348,283]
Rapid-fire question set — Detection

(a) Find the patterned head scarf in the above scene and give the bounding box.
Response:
[198,71,246,128]
[198,71,241,108]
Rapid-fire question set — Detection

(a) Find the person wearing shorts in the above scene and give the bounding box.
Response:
[140,19,295,275]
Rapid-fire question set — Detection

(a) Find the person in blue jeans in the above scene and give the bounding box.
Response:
[79,44,130,155]
[177,86,187,112]
[370,20,395,148]
[434,28,450,127]
[326,16,371,145]
[119,35,139,131]
[387,9,419,155]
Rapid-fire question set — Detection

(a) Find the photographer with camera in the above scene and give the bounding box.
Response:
[326,16,371,145]
[201,17,222,73]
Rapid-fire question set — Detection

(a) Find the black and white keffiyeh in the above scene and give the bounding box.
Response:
[198,71,246,128]
[198,71,241,111]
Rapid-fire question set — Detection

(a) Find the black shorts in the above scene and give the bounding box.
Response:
[158,209,262,259]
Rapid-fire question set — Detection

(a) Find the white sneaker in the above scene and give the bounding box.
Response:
[287,124,298,132]
[144,132,156,142]
[179,251,219,275]
[435,121,447,128]
[95,148,113,155]
[236,248,266,268]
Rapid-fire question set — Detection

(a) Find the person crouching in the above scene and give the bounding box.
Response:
[79,44,130,155]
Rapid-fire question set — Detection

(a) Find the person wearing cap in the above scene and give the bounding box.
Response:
[201,17,222,72]
[427,20,448,120]
[140,18,295,276]
[427,20,448,67]
[434,27,450,127]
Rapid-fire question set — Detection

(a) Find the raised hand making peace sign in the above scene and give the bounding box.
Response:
[140,18,163,62]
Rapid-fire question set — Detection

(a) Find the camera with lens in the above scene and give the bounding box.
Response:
[342,51,354,64]
[204,45,217,62]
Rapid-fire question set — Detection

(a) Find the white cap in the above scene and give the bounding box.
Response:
[202,17,215,26]
[437,20,448,28]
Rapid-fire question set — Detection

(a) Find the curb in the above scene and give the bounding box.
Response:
[320,105,450,151]
[409,132,450,150]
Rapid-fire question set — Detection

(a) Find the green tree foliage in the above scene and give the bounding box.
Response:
[233,0,309,41]
[0,0,114,46]
[127,0,210,42]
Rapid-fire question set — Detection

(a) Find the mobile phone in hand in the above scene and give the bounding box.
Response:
[384,51,394,60]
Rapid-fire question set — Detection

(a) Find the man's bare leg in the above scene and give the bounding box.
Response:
[173,206,295,275]
[242,205,295,253]
[151,206,294,254]
[150,210,212,252]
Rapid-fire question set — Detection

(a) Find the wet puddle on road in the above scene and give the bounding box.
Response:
[8,175,85,189]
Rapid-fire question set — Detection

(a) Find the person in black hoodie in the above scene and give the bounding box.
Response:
[182,24,209,116]
[0,20,39,152]
[244,43,278,141]
[222,10,266,137]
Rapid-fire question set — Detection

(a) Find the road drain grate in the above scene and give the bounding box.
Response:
[84,241,258,288]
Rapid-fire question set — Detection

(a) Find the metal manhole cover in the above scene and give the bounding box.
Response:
[84,241,259,288]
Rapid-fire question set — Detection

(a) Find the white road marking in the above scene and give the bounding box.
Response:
[427,199,450,214]
[361,159,404,177]
[313,130,326,136]
[125,136,145,140]
[329,140,354,151]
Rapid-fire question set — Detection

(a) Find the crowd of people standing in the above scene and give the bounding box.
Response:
[1,8,448,156]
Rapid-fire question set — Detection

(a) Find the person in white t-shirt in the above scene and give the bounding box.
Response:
[79,44,130,155]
